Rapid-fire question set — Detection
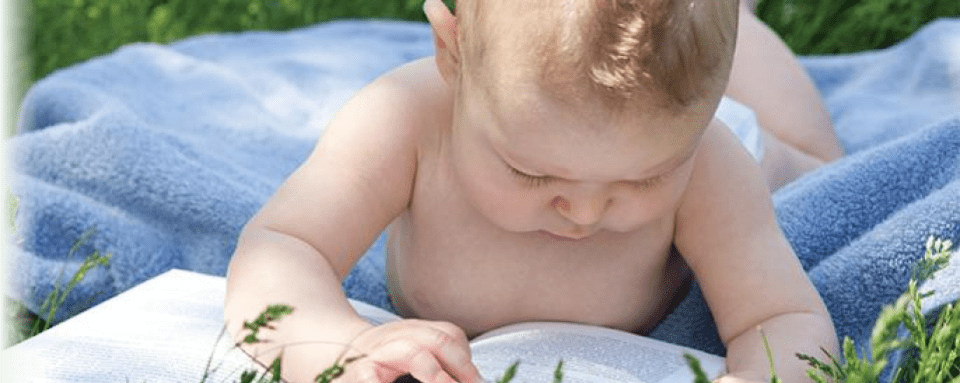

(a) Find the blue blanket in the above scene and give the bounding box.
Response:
[8,17,960,367]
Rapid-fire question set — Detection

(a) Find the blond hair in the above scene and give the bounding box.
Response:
[456,0,738,115]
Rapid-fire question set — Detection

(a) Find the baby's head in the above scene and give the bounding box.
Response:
[427,0,738,117]
[425,0,740,237]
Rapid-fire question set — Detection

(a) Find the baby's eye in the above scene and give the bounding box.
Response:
[509,166,553,187]
[630,175,664,191]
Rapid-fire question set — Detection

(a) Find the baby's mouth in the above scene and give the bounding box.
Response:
[540,230,593,241]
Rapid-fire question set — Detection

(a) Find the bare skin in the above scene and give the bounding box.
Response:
[728,1,843,190]
[224,1,839,382]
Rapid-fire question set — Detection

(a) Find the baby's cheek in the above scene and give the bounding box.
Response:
[490,192,544,231]
[461,176,520,225]
[478,187,545,232]
[610,194,677,231]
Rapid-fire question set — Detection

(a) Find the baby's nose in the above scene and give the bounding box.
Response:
[551,192,611,226]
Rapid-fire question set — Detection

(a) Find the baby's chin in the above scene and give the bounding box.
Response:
[478,212,544,235]
[491,220,540,235]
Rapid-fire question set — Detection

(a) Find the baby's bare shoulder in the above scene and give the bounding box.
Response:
[677,120,767,214]
[359,57,452,130]
[253,58,453,274]
[323,58,446,148]
[673,118,777,261]
[319,57,452,167]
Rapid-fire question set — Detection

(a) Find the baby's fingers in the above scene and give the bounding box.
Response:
[338,341,453,383]
[386,340,459,383]
[340,322,482,383]
[421,321,483,383]
[369,337,480,383]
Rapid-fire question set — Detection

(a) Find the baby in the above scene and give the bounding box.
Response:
[225,0,842,382]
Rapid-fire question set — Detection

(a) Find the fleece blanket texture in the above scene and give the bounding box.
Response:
[8,18,960,366]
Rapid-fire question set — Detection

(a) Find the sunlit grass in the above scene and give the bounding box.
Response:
[757,0,960,55]
[9,0,958,137]
[21,0,960,85]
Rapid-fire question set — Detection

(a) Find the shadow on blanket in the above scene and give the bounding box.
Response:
[7,17,960,369]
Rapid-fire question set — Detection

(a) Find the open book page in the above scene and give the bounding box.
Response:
[470,322,726,383]
[348,301,726,383]
[3,269,259,382]
[5,270,723,383]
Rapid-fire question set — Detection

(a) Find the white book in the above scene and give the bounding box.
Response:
[3,269,258,382]
[3,269,725,382]
[353,300,726,383]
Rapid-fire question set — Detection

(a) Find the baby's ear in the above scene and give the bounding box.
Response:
[424,0,460,84]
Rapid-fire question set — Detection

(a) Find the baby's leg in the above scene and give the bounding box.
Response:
[725,3,843,189]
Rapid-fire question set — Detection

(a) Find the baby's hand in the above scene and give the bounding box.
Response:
[336,319,483,383]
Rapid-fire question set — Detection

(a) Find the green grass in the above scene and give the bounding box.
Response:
[3,196,113,348]
[23,0,446,85]
[8,0,959,136]
[790,237,959,383]
[688,237,959,383]
[3,250,111,346]
[20,0,960,86]
[756,0,960,55]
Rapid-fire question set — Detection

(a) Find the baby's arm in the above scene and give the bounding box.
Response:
[674,122,839,383]
[224,62,481,383]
